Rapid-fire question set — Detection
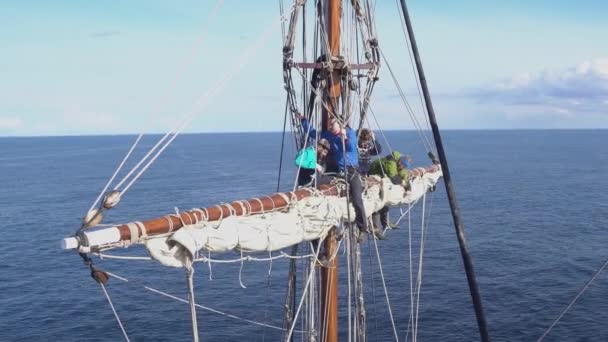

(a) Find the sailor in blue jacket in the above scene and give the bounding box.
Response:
[298,114,371,237]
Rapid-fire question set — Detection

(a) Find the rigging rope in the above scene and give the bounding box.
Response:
[88,134,142,214]
[537,257,608,341]
[372,234,399,341]
[285,240,325,341]
[412,193,427,342]
[99,282,131,342]
[185,259,200,342]
[104,271,304,333]
[392,0,432,136]
[111,4,297,199]
[378,48,435,154]
[405,204,414,342]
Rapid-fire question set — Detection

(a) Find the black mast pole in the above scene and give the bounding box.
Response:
[397,1,490,341]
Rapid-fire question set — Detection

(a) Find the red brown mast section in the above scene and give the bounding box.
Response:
[322,1,341,341]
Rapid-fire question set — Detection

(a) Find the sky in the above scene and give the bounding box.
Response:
[1,0,607,136]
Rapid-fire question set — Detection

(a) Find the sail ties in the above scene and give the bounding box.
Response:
[125,222,146,245]
[185,257,200,342]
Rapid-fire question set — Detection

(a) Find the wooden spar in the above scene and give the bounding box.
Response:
[397,1,491,341]
[63,166,438,249]
[114,184,340,242]
[322,1,341,342]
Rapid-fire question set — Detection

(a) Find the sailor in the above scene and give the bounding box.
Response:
[295,138,331,187]
[358,128,382,175]
[298,113,370,238]
[368,150,412,239]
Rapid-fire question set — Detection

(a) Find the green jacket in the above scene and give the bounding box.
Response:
[369,155,408,183]
[295,146,317,169]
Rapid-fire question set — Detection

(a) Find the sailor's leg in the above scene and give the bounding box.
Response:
[379,206,389,229]
[347,169,368,233]
[372,212,382,231]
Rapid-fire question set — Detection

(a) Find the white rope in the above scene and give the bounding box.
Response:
[378,47,435,154]
[94,250,315,263]
[404,203,414,342]
[284,238,323,341]
[104,271,304,333]
[99,283,131,342]
[372,234,399,341]
[394,197,421,227]
[413,193,427,342]
[392,0,433,137]
[537,257,608,341]
[109,0,225,195]
[185,259,200,342]
[346,226,353,342]
[115,4,297,198]
[88,134,143,213]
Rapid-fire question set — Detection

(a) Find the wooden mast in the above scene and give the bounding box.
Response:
[321,0,340,341]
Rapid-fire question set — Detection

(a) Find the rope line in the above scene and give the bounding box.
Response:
[88,134,142,214]
[113,4,297,199]
[372,235,399,341]
[99,283,131,342]
[537,257,608,341]
[104,271,304,333]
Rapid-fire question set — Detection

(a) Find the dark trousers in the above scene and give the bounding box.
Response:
[345,167,368,232]
[297,168,315,187]
[372,206,389,230]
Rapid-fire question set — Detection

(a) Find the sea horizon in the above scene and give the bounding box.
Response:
[1,127,607,139]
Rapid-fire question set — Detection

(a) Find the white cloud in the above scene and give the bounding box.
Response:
[470,58,608,115]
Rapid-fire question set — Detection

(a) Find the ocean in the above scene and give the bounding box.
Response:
[1,130,607,341]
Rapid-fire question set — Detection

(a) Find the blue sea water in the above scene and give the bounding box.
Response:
[1,130,607,341]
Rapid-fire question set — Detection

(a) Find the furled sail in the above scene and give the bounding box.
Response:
[63,166,442,268]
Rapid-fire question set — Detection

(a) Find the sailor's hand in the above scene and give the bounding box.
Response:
[405,154,413,163]
[296,112,304,120]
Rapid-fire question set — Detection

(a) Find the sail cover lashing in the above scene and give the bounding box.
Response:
[146,169,441,268]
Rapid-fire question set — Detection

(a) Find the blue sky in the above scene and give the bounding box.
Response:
[1,0,607,136]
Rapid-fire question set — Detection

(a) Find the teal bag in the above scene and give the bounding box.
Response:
[295,146,317,169]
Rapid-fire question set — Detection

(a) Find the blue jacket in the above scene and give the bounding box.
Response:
[301,119,358,171]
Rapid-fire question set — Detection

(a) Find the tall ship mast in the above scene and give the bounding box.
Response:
[61,1,489,341]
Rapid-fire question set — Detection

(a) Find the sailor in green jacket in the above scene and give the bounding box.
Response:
[369,150,410,185]
[368,150,412,239]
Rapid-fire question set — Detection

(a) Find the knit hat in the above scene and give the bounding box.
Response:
[318,138,330,150]
[391,150,402,161]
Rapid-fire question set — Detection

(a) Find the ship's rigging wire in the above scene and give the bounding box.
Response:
[99,282,131,342]
[372,226,400,341]
[107,4,297,200]
[94,249,316,264]
[393,0,433,139]
[412,193,427,342]
[185,259,200,342]
[103,270,306,333]
[87,133,142,214]
[91,0,224,204]
[367,237,380,342]
[378,48,435,154]
[286,239,342,341]
[537,256,608,341]
[405,204,414,342]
